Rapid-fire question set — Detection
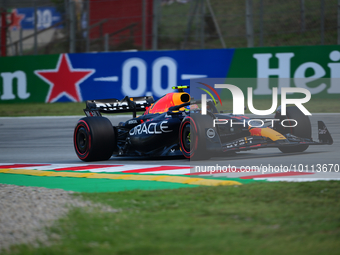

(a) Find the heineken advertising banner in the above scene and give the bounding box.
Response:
[224,45,340,99]
[0,45,339,103]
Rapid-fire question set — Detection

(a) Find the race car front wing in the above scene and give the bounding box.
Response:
[219,121,333,153]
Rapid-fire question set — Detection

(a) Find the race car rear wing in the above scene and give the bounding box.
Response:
[84,96,154,118]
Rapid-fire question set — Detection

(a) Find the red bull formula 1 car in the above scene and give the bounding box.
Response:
[73,86,333,161]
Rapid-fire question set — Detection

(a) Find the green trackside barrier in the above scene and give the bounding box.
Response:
[223,45,340,99]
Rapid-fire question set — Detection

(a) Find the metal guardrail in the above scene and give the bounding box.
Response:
[6,18,132,55]
[7,20,64,56]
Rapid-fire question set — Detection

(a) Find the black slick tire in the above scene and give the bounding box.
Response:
[179,114,214,160]
[74,117,116,161]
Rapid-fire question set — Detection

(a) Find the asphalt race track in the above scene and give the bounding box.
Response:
[0,114,339,172]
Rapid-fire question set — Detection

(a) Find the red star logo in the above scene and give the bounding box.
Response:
[35,54,95,102]
[10,9,25,30]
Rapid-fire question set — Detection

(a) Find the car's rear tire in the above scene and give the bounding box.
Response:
[179,114,214,160]
[74,117,116,161]
[274,106,311,153]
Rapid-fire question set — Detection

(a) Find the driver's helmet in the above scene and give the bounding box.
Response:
[185,104,200,113]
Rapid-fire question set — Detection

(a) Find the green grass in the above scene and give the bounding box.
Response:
[6,181,340,255]
[0,102,85,117]
[0,102,144,117]
[0,98,338,117]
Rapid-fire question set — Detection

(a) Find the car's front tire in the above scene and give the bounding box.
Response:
[74,117,116,161]
[179,114,214,160]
